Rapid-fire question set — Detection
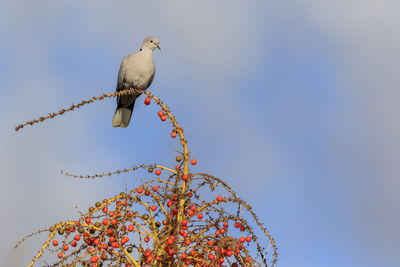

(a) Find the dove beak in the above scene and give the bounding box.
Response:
[156,44,161,50]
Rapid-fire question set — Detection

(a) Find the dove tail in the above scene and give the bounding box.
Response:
[112,107,133,128]
[112,95,137,128]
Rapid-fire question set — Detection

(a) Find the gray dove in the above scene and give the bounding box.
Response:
[112,36,160,127]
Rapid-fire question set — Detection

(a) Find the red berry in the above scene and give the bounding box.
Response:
[188,192,193,197]
[137,187,143,194]
[52,240,59,246]
[144,97,151,105]
[144,236,150,242]
[171,131,177,138]
[197,213,203,219]
[182,219,188,226]
[160,115,167,121]
[155,170,161,176]
[57,252,63,258]
[85,217,91,224]
[240,225,246,231]
[71,240,77,247]
[208,253,215,261]
[128,224,134,232]
[234,222,241,228]
[152,186,158,192]
[111,219,118,225]
[109,211,115,217]
[181,253,187,259]
[167,239,174,245]
[158,111,164,117]
[188,210,194,216]
[239,237,245,243]
[190,159,197,165]
[185,239,191,245]
[246,236,251,242]
[102,207,108,213]
[63,245,69,251]
[220,228,226,234]
[151,205,157,211]
[182,174,188,181]
[90,255,99,263]
[102,219,109,225]
[167,200,173,207]
[216,196,223,202]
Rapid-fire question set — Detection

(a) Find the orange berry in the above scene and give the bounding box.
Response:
[144,97,151,105]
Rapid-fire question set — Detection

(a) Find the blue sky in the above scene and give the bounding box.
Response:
[1,1,400,266]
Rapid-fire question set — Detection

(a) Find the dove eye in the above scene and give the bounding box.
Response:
[150,40,153,43]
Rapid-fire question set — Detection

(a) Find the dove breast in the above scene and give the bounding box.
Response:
[122,52,155,91]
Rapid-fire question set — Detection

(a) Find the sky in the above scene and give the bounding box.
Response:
[1,0,400,266]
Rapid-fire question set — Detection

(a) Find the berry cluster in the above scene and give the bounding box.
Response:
[16,90,277,267]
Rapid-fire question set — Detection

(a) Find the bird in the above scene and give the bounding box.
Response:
[112,36,160,128]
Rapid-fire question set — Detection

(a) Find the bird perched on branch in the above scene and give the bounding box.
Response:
[112,36,160,127]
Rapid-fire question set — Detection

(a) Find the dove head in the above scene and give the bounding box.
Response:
[141,36,160,51]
